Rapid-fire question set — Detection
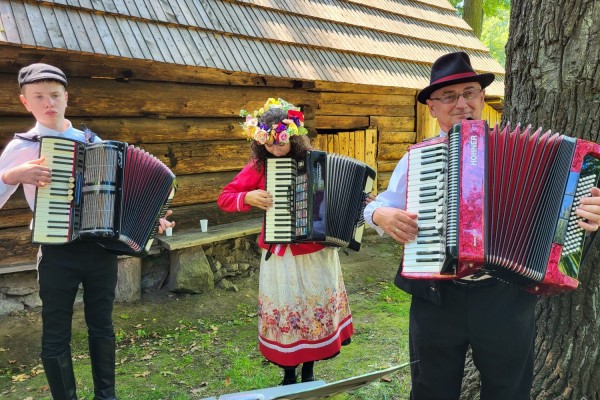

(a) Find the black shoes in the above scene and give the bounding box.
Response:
[301,361,314,383]
[280,377,299,385]
[41,349,78,400]
[280,362,315,385]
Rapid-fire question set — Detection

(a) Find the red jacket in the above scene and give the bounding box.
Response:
[217,160,325,257]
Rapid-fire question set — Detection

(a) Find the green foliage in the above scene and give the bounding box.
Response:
[448,0,510,67]
[447,0,463,15]
[482,0,510,18]
[448,0,509,17]
[481,8,509,67]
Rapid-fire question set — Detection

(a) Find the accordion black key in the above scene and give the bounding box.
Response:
[265,150,376,251]
[32,136,177,256]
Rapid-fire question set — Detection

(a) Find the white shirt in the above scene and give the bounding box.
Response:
[364,131,447,236]
[0,120,100,211]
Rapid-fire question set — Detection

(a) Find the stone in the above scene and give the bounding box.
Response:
[0,297,24,316]
[169,247,214,294]
[227,263,239,272]
[211,259,222,272]
[21,292,42,308]
[239,263,250,272]
[0,271,38,296]
[115,257,142,303]
[217,279,238,292]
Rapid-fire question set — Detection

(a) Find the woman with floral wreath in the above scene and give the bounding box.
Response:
[217,98,353,385]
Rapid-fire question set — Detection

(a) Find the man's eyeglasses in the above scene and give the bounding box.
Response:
[430,88,483,104]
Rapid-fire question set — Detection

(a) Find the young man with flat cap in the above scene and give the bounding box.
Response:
[364,52,600,399]
[0,63,173,399]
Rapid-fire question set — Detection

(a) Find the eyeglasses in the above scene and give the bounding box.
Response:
[430,88,483,104]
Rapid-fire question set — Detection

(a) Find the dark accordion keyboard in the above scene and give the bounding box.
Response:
[265,150,376,251]
[402,119,600,294]
[32,136,177,256]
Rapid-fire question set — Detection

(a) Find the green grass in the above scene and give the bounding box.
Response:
[1,238,413,399]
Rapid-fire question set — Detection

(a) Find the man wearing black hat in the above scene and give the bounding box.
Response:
[364,52,600,399]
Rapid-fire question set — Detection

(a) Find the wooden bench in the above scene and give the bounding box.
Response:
[0,217,262,275]
[0,262,37,275]
[155,218,263,250]
[153,218,263,293]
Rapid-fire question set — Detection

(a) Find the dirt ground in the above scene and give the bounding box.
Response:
[0,230,402,371]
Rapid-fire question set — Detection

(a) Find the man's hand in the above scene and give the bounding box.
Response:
[2,157,51,187]
[372,206,418,244]
[244,189,273,210]
[577,187,600,232]
[157,210,176,235]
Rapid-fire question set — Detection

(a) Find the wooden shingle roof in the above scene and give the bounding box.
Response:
[0,0,504,96]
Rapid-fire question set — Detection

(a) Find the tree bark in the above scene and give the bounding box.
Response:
[463,0,600,398]
[463,0,484,38]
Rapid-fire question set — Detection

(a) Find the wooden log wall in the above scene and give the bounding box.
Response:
[0,50,432,269]
[309,81,418,193]
[0,67,320,269]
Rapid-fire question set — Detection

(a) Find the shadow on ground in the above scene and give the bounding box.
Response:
[0,229,401,371]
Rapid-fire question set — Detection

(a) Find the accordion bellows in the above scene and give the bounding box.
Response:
[402,119,600,295]
[264,150,376,251]
[32,137,176,257]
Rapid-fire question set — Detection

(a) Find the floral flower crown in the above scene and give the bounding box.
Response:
[239,98,308,145]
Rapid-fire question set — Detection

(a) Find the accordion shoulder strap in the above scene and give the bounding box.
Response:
[80,124,97,144]
[13,132,40,142]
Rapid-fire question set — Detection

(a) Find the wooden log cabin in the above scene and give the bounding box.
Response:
[0,0,504,272]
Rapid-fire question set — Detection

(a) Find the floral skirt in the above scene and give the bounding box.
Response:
[257,247,353,366]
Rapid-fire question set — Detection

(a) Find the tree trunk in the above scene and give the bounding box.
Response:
[463,0,484,38]
[463,0,600,398]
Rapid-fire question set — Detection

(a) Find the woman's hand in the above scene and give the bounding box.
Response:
[244,190,273,210]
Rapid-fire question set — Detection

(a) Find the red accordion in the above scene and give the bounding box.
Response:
[401,119,600,294]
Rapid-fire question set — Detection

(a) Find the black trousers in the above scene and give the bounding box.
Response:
[38,241,118,357]
[409,280,538,400]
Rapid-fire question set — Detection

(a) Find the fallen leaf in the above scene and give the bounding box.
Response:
[11,373,30,382]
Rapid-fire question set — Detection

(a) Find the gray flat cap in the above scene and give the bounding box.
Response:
[18,63,68,88]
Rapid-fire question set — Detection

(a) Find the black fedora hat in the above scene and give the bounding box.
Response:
[417,52,495,104]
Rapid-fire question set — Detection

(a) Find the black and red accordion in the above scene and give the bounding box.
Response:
[264,150,376,251]
[402,119,600,294]
[32,136,177,256]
